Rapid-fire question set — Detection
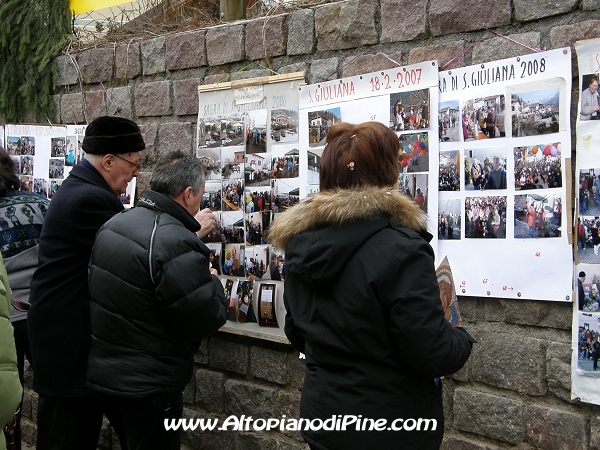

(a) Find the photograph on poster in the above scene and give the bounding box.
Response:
[245,152,271,187]
[119,180,135,207]
[579,168,600,216]
[6,137,20,156]
[398,173,428,212]
[398,132,429,173]
[307,147,324,186]
[577,215,600,264]
[223,243,245,277]
[389,90,430,131]
[222,179,244,211]
[10,156,20,174]
[578,266,600,311]
[222,278,239,321]
[222,211,245,245]
[245,245,269,279]
[258,282,278,327]
[511,87,560,137]
[464,147,507,191]
[270,108,299,144]
[272,178,300,212]
[439,150,460,191]
[220,146,244,180]
[438,100,460,142]
[48,158,63,179]
[205,242,222,275]
[244,185,271,213]
[579,73,600,120]
[220,113,245,147]
[65,137,77,166]
[246,211,271,245]
[513,143,562,190]
[438,199,461,240]
[49,180,62,199]
[20,137,35,156]
[19,176,33,192]
[464,196,507,238]
[272,144,299,179]
[33,178,47,197]
[237,279,256,323]
[514,193,561,239]
[245,110,268,154]
[267,252,285,281]
[198,117,223,149]
[576,311,600,375]
[202,180,222,211]
[21,156,34,176]
[51,137,66,158]
[308,107,341,147]
[461,95,506,141]
[203,211,224,244]
[198,148,222,181]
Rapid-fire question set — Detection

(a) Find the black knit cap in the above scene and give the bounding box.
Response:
[82,116,145,155]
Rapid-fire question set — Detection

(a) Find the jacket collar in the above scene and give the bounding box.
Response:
[69,164,117,198]
[137,190,201,233]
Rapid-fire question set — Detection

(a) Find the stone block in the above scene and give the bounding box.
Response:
[277,440,309,450]
[287,9,314,56]
[238,433,279,450]
[206,24,245,66]
[194,339,209,365]
[469,330,547,395]
[138,123,159,167]
[174,78,201,116]
[408,41,465,71]
[158,122,193,156]
[98,417,113,449]
[209,338,249,374]
[483,298,504,322]
[55,55,79,86]
[472,33,542,65]
[447,361,469,382]
[52,95,61,123]
[204,73,229,85]
[457,297,477,321]
[310,57,339,83]
[61,93,86,124]
[584,0,600,9]
[288,351,305,389]
[85,90,106,121]
[141,36,166,75]
[182,416,237,450]
[503,299,571,329]
[546,342,571,400]
[314,0,378,52]
[246,15,287,61]
[274,391,302,439]
[524,404,587,450]
[341,51,403,78]
[551,21,600,77]
[514,0,577,22]
[183,374,196,404]
[21,389,33,419]
[115,43,142,79]
[453,388,525,444]
[441,434,503,450]
[442,379,454,426]
[591,416,600,449]
[195,368,225,412]
[20,417,37,448]
[429,0,511,37]
[136,172,151,195]
[166,30,207,71]
[224,379,275,416]
[135,81,171,117]
[106,86,133,119]
[381,0,427,43]
[78,47,114,84]
[250,346,290,385]
[230,69,272,81]
[277,63,308,76]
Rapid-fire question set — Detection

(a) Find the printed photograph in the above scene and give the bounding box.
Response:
[205,242,222,275]
[198,148,221,181]
[576,216,600,265]
[398,173,428,212]
[197,116,223,149]
[202,180,222,211]
[398,132,429,173]
[65,136,77,166]
[237,279,256,323]
[19,176,33,192]
[245,211,271,246]
[307,147,324,186]
[464,148,507,191]
[222,179,244,212]
[220,113,245,146]
[271,178,300,212]
[272,144,299,179]
[464,196,507,239]
[514,193,562,238]
[49,180,62,199]
[222,277,239,321]
[438,100,460,142]
[221,211,245,244]
[270,108,299,144]
[439,150,460,191]
[48,158,64,179]
[579,168,600,217]
[33,178,47,197]
[244,185,271,213]
[576,310,600,375]
[579,73,600,121]
[21,156,34,176]
[438,199,461,240]
[223,243,245,277]
[511,87,560,137]
[308,107,341,147]
[10,156,20,174]
[245,245,269,279]
[389,89,430,131]
[245,152,271,187]
[51,137,66,158]
[6,136,20,156]
[220,146,244,180]
[461,95,506,141]
[513,143,562,190]
[20,136,35,156]
[245,110,268,154]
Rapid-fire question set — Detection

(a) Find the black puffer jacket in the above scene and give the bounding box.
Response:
[86,190,227,397]
[268,187,475,450]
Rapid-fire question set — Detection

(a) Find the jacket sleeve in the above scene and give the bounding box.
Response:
[380,237,475,378]
[283,288,305,352]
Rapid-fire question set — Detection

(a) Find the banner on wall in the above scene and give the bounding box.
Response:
[437,48,573,301]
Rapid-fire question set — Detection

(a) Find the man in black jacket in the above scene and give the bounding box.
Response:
[87,150,227,450]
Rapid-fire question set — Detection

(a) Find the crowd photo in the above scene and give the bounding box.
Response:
[514,193,562,238]
[398,173,428,212]
[461,95,506,141]
[438,199,462,240]
[390,89,430,131]
[514,143,562,190]
[464,196,507,238]
[579,168,600,217]
[464,148,507,191]
[439,150,460,191]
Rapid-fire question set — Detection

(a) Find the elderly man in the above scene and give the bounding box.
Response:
[86,150,227,450]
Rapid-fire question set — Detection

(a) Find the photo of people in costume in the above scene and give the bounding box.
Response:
[464,196,507,238]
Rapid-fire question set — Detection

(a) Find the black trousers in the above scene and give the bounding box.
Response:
[97,391,183,450]
[36,395,103,450]
[12,319,31,384]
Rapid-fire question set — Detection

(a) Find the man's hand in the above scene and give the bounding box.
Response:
[195,208,216,239]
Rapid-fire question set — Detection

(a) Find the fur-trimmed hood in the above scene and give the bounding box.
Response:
[268,186,427,252]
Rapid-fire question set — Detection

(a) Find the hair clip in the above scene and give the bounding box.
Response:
[350,134,356,138]
[347,162,355,170]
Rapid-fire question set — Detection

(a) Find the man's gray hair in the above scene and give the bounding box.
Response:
[150,150,206,198]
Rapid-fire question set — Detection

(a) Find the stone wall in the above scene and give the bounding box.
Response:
[16,0,600,448]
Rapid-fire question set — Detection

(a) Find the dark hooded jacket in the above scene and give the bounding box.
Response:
[268,187,474,450]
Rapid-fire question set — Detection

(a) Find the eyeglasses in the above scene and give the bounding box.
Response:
[112,154,141,172]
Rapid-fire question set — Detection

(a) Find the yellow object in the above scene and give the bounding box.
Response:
[69,0,134,15]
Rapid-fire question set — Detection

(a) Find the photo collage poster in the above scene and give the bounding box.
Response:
[4,124,67,199]
[196,74,304,330]
[297,61,440,240]
[572,37,600,404]
[438,48,572,301]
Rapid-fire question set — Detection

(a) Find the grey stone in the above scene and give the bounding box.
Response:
[274,391,302,440]
[457,297,477,322]
[277,63,308,76]
[204,73,230,85]
[61,93,86,124]
[314,0,378,52]
[136,172,151,195]
[194,339,209,365]
[98,417,113,449]
[483,298,504,322]
[135,81,171,117]
[183,374,196,404]
[206,24,245,66]
[469,330,547,395]
[472,33,542,65]
[287,9,314,56]
[250,346,290,385]
[341,51,403,78]
[115,43,142,79]
[503,299,571,330]
[551,21,600,78]
[55,55,79,86]
[583,0,600,10]
[454,388,525,444]
[238,433,279,450]
[246,15,287,61]
[182,416,237,450]
[78,47,114,84]
[224,379,275,416]
[166,30,207,71]
[546,342,571,400]
[230,69,271,81]
[20,417,37,448]
[514,0,577,22]
[277,440,310,450]
[408,41,465,71]
[447,362,469,382]
[442,379,454,426]
[21,389,34,419]
[381,0,427,43]
[52,95,61,123]
[195,368,225,412]
[158,122,193,155]
[174,78,201,116]
[106,86,133,119]
[141,36,167,75]
[441,434,503,450]
[209,338,249,374]
[288,351,305,389]
[310,57,339,83]
[429,0,511,36]
[591,416,600,449]
[138,123,159,168]
[84,90,106,121]
[524,404,587,450]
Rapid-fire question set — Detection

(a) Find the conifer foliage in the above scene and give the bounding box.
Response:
[0,0,71,122]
